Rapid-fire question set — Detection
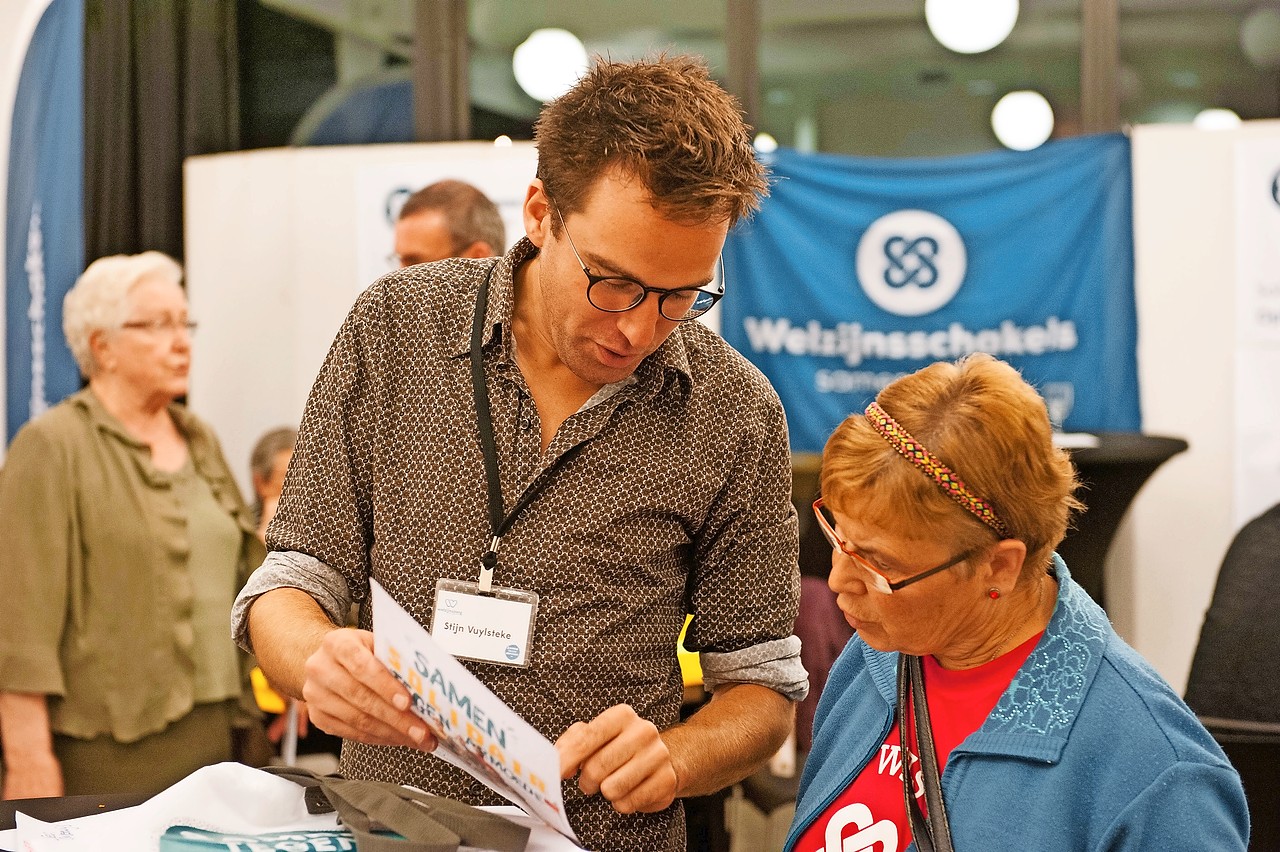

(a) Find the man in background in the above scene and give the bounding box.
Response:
[392,178,505,267]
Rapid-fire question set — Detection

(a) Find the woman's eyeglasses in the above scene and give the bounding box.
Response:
[812,497,978,594]
[120,318,198,337]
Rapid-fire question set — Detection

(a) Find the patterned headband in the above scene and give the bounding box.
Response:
[864,401,1010,538]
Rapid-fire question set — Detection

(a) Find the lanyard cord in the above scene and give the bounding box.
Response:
[470,262,505,562]
[468,260,586,592]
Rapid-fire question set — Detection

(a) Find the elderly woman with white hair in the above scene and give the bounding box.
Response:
[0,251,264,798]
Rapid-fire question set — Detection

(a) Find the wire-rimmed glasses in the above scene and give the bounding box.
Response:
[120,318,198,337]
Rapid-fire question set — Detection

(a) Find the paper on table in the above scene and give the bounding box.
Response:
[478,807,589,852]
[1,801,584,852]
[370,580,578,842]
[9,763,340,852]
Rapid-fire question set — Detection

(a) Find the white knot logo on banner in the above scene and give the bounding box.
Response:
[4,0,85,445]
[855,209,967,317]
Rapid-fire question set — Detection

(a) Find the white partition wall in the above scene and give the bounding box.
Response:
[184,142,538,497]
[1112,120,1280,692]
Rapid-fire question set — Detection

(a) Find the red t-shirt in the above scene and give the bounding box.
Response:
[794,633,1041,852]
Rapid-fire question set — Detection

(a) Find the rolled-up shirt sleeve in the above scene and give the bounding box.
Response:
[701,636,808,702]
[684,368,808,703]
[231,550,353,654]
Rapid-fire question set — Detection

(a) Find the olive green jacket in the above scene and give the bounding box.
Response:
[0,389,265,743]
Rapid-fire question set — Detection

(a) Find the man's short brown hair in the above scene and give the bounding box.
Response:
[534,54,768,228]
[398,179,505,254]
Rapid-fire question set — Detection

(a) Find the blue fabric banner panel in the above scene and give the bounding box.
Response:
[722,134,1140,455]
[5,0,84,443]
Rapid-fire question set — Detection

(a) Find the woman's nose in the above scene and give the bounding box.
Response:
[828,556,869,596]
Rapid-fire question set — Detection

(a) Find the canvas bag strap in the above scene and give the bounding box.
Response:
[263,766,530,852]
[896,654,954,852]
[388,783,532,852]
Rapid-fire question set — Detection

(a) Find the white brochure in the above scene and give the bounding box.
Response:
[370,579,579,843]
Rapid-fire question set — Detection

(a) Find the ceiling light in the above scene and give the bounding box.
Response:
[513,28,588,102]
[991,89,1054,151]
[1193,108,1242,131]
[926,0,1019,54]
[1240,7,1280,68]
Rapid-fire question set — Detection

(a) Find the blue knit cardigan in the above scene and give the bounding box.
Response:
[785,557,1250,851]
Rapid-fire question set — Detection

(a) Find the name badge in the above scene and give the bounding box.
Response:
[430,578,538,667]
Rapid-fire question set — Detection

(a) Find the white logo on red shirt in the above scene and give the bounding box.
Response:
[819,803,898,852]
[877,743,924,799]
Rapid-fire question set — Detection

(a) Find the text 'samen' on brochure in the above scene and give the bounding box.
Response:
[370,579,579,841]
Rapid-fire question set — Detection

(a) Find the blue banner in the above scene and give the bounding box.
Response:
[5,0,84,443]
[723,134,1139,454]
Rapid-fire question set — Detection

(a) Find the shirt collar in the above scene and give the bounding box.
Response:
[72,386,229,490]
[444,238,530,360]
[72,386,199,447]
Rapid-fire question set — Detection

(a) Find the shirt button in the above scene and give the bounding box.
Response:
[520,418,533,431]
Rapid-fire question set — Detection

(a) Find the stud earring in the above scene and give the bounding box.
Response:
[988,588,1001,600]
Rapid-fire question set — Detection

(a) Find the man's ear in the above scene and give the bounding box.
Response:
[459,241,496,259]
[522,179,552,249]
[251,471,269,501]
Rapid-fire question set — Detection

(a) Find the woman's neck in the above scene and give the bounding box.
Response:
[937,571,1055,670]
[89,377,175,442]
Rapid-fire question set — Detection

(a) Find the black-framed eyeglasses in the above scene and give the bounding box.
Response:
[120,318,198,336]
[812,497,978,594]
[551,203,724,322]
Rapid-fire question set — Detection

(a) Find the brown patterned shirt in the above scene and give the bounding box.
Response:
[233,238,804,851]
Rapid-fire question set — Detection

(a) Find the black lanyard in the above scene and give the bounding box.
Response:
[468,261,586,593]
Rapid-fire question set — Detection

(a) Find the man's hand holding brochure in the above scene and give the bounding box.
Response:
[370,580,580,843]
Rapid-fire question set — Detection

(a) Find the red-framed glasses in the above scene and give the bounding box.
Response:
[812,497,978,594]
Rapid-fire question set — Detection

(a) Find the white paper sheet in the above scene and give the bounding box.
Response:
[1,795,584,852]
[0,762,586,849]
[6,763,340,852]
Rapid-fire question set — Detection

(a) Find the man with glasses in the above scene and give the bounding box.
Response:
[233,55,805,852]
